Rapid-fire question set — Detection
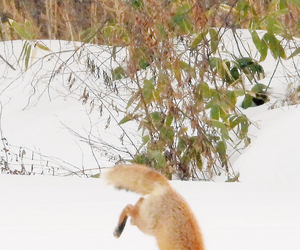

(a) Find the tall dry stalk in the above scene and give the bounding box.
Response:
[1,0,299,42]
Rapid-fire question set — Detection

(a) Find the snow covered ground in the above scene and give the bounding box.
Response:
[0,174,299,250]
[0,31,300,249]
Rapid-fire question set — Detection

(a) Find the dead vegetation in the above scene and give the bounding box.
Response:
[0,0,299,42]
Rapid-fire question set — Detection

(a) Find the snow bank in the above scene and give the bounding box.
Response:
[235,105,300,187]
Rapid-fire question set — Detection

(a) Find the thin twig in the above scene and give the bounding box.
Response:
[0,54,16,70]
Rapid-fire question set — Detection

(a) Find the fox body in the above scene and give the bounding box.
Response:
[105,164,205,250]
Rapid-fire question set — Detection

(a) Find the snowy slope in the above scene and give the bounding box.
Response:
[0,40,137,175]
[236,105,300,186]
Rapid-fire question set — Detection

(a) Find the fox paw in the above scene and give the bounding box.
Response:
[114,217,128,238]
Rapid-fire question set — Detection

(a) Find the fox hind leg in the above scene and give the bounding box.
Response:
[113,198,144,238]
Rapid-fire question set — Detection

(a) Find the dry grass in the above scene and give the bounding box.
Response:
[0,0,108,42]
[0,0,299,43]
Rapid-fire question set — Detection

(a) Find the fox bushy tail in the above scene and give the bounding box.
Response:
[105,164,170,196]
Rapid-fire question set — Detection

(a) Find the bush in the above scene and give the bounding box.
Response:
[3,0,300,180]
[99,0,299,180]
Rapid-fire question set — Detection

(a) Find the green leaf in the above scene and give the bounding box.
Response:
[221,60,232,80]
[270,35,286,59]
[111,66,126,81]
[209,57,220,68]
[196,82,210,99]
[229,114,248,129]
[195,154,203,170]
[179,60,190,71]
[134,153,151,166]
[226,90,237,107]
[234,89,245,96]
[241,121,249,134]
[255,64,265,80]
[211,120,230,140]
[35,42,50,51]
[126,94,136,109]
[151,111,161,124]
[103,26,113,37]
[19,41,28,64]
[218,140,227,156]
[160,127,175,142]
[264,15,284,34]
[258,38,268,62]
[91,173,101,178]
[177,137,186,153]
[263,32,286,59]
[131,0,144,9]
[287,47,300,59]
[139,59,150,69]
[237,57,254,68]
[119,114,133,125]
[251,29,260,49]
[142,135,150,145]
[252,83,268,93]
[142,78,155,103]
[165,115,173,127]
[178,17,192,33]
[149,150,166,169]
[179,60,195,77]
[9,19,35,40]
[241,94,255,109]
[210,104,220,120]
[172,4,192,33]
[81,27,98,43]
[209,28,219,54]
[112,46,117,60]
[191,30,208,50]
[236,0,252,19]
[251,30,268,62]
[230,66,240,81]
[133,101,141,113]
[236,57,265,80]
[279,0,289,14]
[24,43,32,70]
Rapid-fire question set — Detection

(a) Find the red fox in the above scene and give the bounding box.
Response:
[105,163,205,250]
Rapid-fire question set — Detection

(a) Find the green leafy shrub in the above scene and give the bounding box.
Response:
[102,0,300,180]
[5,0,300,180]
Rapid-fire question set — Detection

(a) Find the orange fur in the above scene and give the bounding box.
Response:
[105,164,205,250]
